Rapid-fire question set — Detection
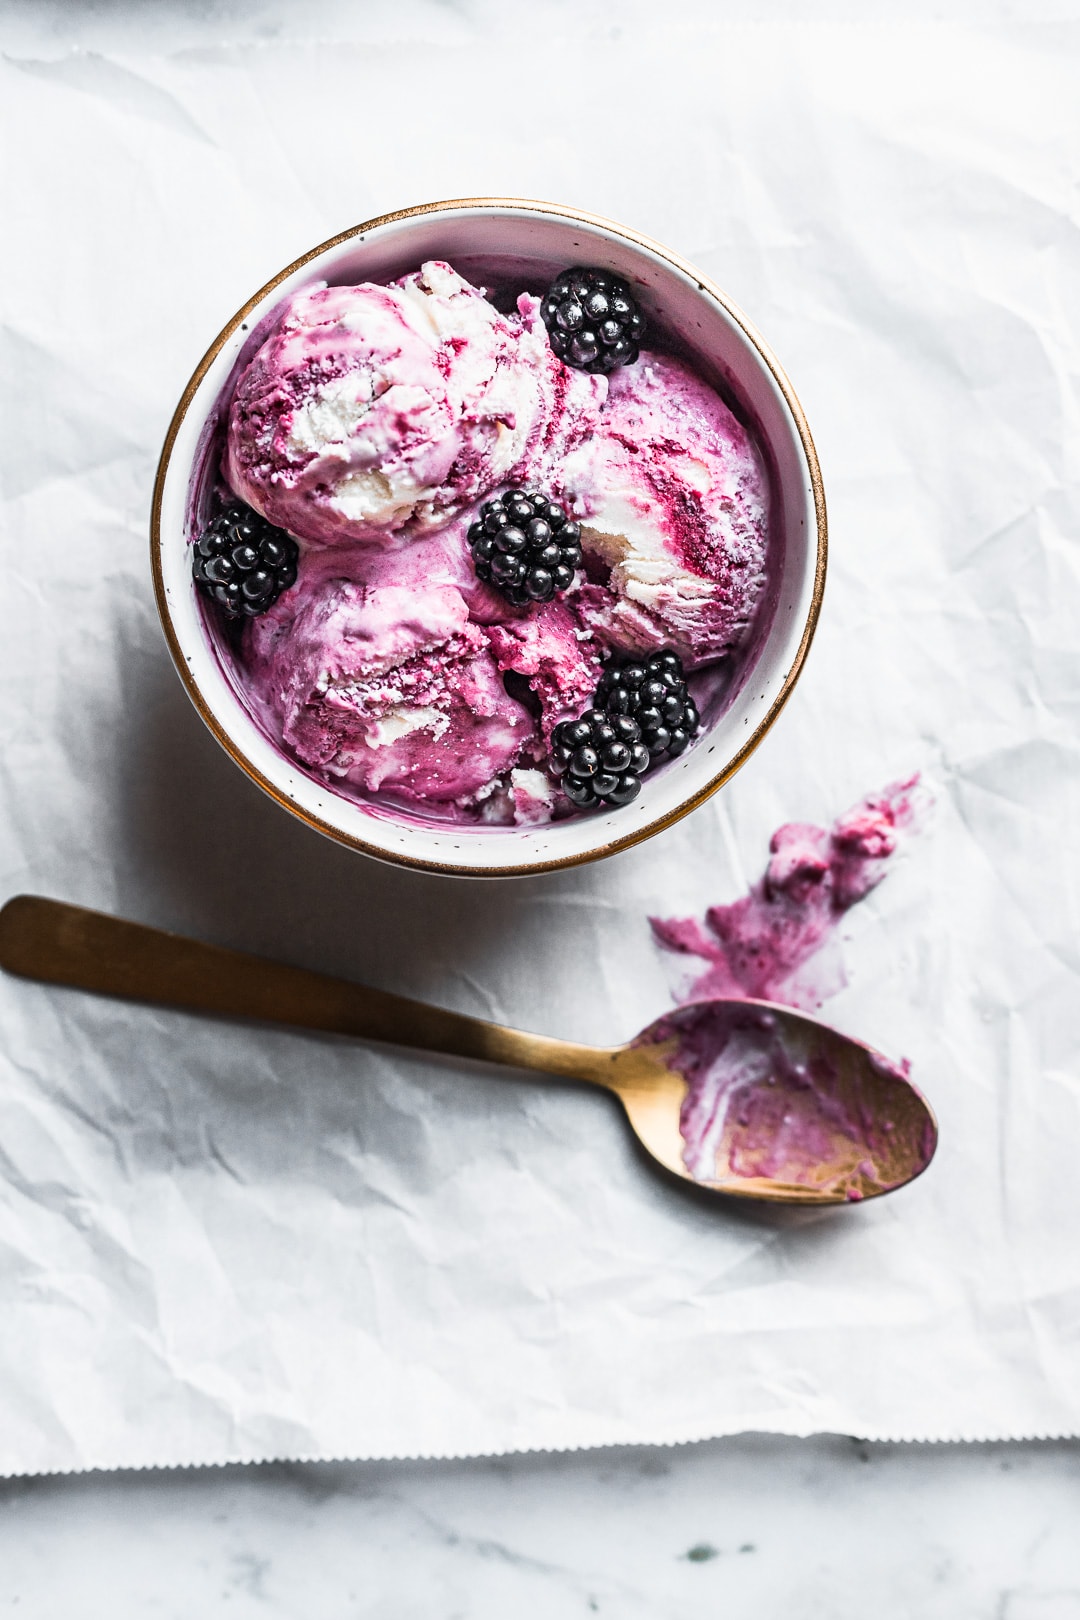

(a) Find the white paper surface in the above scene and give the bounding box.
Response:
[1,0,1079,1475]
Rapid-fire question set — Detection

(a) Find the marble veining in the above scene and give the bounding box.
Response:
[2,1436,1078,1618]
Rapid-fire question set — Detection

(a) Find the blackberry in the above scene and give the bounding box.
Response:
[548,648,700,813]
[467,490,583,607]
[595,649,700,759]
[550,709,650,811]
[541,267,645,375]
[193,504,298,618]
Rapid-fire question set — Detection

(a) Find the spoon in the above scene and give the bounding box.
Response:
[0,895,937,1206]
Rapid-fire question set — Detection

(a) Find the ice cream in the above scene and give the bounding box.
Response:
[199,258,778,827]
[243,543,534,810]
[651,776,928,1008]
[226,261,605,547]
[559,352,771,667]
[484,598,603,742]
[644,779,933,1185]
[636,1001,933,1196]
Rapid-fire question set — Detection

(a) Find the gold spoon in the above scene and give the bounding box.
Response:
[0,895,937,1206]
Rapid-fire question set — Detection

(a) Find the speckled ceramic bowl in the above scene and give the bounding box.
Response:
[152,198,826,877]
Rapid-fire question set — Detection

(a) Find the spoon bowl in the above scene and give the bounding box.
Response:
[620,1001,936,1203]
[0,896,937,1206]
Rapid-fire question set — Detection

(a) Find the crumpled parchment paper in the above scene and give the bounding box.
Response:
[1,0,1078,1474]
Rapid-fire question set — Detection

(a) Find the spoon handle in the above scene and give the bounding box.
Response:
[0,895,610,1084]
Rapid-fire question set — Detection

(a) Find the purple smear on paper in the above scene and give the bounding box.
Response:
[650,775,929,1013]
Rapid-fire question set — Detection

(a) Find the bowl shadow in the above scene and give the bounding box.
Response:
[113,633,558,1003]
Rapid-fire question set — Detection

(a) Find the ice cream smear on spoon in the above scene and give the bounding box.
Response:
[632,1000,935,1199]
[193,259,776,826]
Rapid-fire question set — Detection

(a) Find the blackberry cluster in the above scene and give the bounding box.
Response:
[541,268,645,375]
[595,650,700,758]
[468,491,582,607]
[550,709,651,810]
[193,504,298,619]
[551,650,700,813]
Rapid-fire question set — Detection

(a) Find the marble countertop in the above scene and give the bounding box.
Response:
[3,1436,1078,1617]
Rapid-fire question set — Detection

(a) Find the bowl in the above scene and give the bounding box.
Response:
[151,197,826,878]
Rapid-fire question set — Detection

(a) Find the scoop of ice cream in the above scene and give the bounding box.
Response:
[242,547,535,806]
[225,262,605,547]
[558,352,771,667]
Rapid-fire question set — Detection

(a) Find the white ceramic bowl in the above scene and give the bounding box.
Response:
[152,198,826,877]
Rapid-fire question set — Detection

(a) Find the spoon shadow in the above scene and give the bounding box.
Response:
[96,633,932,1225]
